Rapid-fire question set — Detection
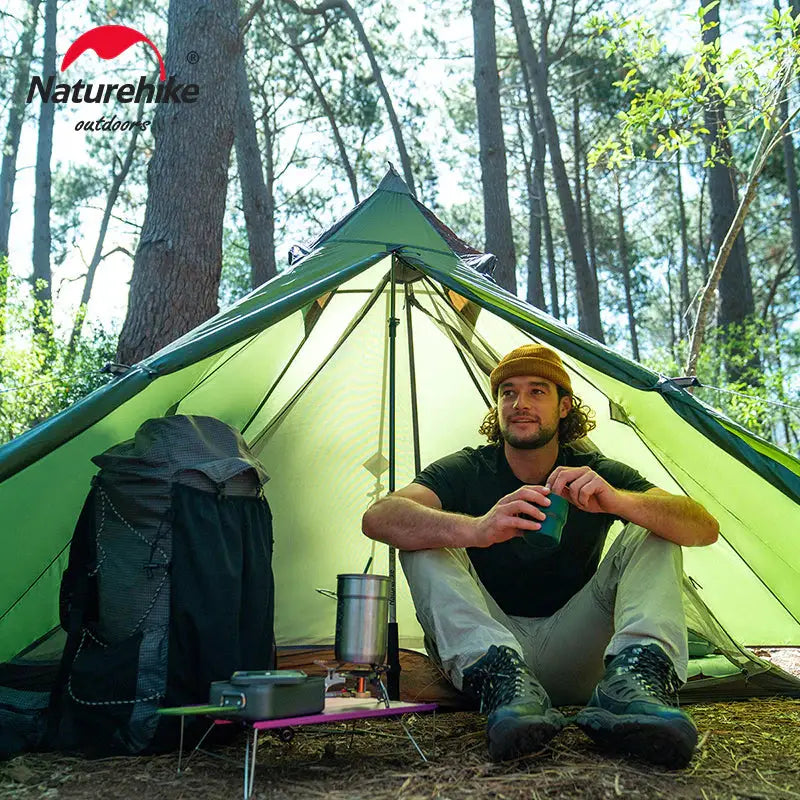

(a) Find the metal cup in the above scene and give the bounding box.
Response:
[334,574,389,665]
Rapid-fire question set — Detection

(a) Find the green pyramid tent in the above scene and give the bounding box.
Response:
[2,168,799,699]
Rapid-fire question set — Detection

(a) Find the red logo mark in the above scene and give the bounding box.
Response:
[61,25,166,81]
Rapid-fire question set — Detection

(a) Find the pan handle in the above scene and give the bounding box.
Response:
[220,691,246,709]
[315,588,337,600]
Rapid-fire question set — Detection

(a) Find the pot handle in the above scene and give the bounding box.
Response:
[315,588,337,600]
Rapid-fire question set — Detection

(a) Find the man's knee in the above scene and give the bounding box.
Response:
[592,526,682,611]
[399,546,472,586]
[611,525,683,573]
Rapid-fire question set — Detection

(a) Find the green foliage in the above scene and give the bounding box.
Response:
[643,317,800,455]
[0,267,118,446]
[587,5,800,169]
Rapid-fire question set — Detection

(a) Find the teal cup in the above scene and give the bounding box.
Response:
[523,493,569,551]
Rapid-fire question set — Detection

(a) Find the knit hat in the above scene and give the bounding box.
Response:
[490,344,572,398]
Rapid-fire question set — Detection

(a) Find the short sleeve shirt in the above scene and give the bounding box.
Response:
[413,443,655,617]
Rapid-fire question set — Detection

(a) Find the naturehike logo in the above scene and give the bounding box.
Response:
[62,26,167,81]
[26,24,199,133]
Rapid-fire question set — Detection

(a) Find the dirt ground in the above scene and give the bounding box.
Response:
[2,649,799,800]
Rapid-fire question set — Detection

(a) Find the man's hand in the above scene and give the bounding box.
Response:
[362,484,558,551]
[546,466,620,515]
[546,466,720,546]
[471,485,552,547]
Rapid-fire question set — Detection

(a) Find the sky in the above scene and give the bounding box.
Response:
[6,0,474,338]
[3,0,786,341]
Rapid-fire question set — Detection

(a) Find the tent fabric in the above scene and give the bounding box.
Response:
[1,169,799,701]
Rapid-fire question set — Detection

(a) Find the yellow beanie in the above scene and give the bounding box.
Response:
[490,344,572,398]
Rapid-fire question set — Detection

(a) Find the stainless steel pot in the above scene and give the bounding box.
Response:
[319,574,389,665]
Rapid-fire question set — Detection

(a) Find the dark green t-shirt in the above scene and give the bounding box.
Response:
[413,443,655,617]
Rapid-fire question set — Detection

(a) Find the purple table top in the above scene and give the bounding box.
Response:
[242,698,437,730]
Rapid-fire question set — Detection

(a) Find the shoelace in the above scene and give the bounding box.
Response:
[466,647,549,714]
[613,646,680,705]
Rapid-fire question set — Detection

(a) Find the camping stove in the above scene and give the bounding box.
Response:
[316,661,391,707]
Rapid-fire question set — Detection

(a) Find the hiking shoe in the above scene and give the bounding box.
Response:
[462,645,565,761]
[575,643,698,768]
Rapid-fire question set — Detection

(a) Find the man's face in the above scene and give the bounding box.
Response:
[497,376,571,450]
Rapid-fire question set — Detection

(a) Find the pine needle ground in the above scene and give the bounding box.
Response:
[2,650,799,800]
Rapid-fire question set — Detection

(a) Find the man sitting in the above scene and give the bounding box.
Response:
[362,344,719,767]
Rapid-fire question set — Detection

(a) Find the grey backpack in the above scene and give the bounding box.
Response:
[46,415,275,755]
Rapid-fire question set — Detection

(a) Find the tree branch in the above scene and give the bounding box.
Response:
[281,0,340,15]
[101,245,135,262]
[686,87,799,376]
[239,0,265,32]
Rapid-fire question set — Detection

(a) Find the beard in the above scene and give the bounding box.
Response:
[500,419,559,450]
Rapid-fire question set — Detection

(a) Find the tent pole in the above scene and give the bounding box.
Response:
[405,283,421,476]
[386,254,401,700]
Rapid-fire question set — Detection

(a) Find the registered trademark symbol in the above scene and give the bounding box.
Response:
[186,51,199,64]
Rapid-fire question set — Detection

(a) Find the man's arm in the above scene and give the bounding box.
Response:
[547,466,719,547]
[361,482,552,551]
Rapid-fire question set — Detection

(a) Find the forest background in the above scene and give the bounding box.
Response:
[1,0,799,455]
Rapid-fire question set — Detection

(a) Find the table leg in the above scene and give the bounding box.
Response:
[243,727,251,800]
[399,717,428,763]
[177,716,185,774]
[247,728,259,799]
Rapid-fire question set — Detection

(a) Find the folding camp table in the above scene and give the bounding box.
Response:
[161,697,438,799]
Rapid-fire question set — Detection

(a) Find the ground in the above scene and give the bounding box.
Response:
[2,650,799,800]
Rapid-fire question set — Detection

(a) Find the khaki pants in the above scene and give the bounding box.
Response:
[399,525,688,706]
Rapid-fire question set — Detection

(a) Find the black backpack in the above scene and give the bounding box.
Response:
[44,415,276,755]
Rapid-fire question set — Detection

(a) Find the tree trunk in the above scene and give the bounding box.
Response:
[336,0,415,196]
[31,0,56,335]
[698,167,711,282]
[261,92,276,278]
[700,0,756,382]
[666,256,676,361]
[686,167,760,378]
[286,0,416,196]
[676,150,690,337]
[235,48,276,289]
[779,90,800,281]
[542,189,559,319]
[519,49,558,316]
[117,0,240,365]
[518,114,545,309]
[775,0,800,280]
[508,0,603,341]
[573,87,601,323]
[572,87,583,234]
[686,91,791,377]
[583,153,598,289]
[473,0,517,294]
[524,172,546,309]
[615,176,639,361]
[0,0,41,261]
[69,101,145,350]
[291,41,359,205]
[700,0,757,381]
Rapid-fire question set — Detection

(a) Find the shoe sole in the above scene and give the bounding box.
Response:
[575,707,697,769]
[487,710,565,762]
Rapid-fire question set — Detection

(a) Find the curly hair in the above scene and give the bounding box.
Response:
[478,388,596,445]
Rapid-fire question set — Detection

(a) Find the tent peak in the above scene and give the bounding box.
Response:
[377,164,412,195]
